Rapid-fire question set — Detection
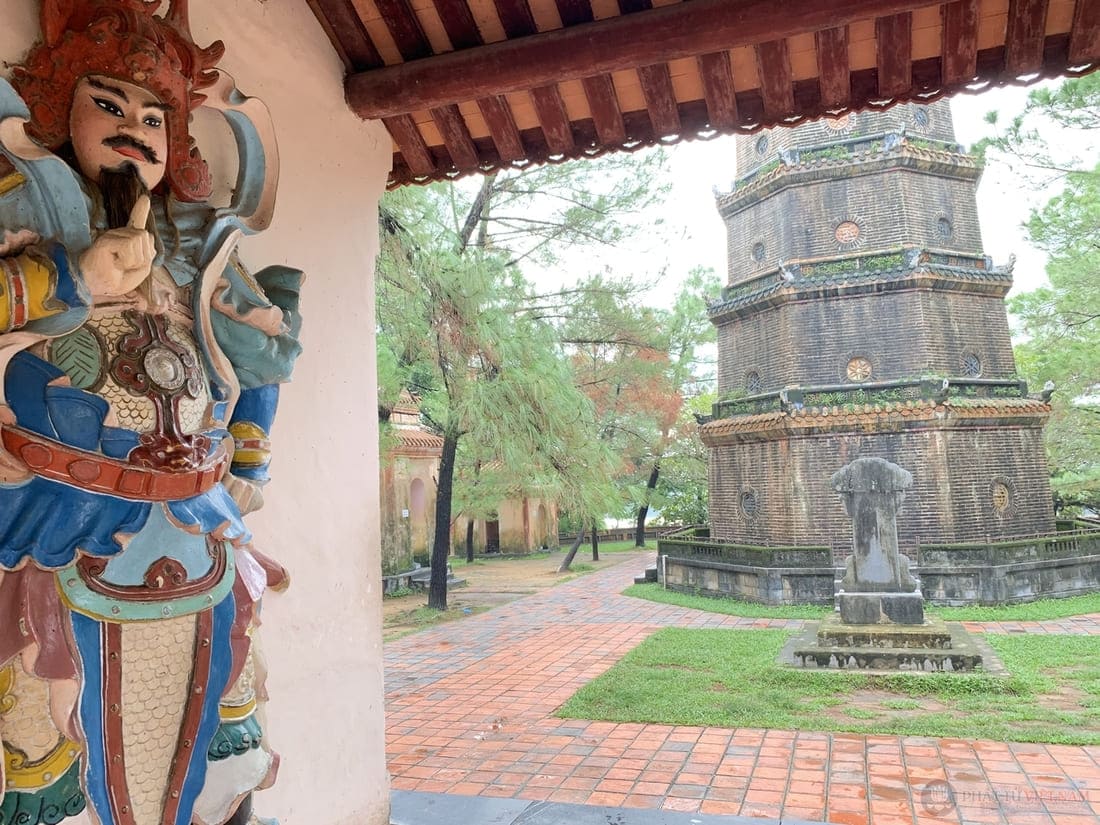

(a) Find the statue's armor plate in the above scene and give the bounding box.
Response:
[120,615,197,824]
[51,307,210,435]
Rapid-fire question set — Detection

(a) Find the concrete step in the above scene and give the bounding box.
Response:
[633,564,659,585]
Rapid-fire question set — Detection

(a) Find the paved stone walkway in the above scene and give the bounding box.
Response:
[385,554,1100,825]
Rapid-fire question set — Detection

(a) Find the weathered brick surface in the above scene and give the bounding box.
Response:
[716,288,1017,395]
[708,424,1055,557]
[724,164,984,284]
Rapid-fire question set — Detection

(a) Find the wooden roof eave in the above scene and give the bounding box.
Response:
[346,0,936,121]
[320,0,1100,187]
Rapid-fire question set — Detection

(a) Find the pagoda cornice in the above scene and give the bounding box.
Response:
[701,396,1051,447]
[715,138,982,219]
[708,247,1013,324]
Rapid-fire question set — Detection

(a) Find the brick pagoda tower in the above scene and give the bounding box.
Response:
[701,101,1054,560]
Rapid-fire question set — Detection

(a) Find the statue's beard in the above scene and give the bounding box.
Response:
[100,162,149,229]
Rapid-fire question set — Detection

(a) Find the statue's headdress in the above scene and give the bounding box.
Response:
[11,0,224,202]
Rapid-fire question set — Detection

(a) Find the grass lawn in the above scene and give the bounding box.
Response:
[622,583,830,619]
[558,627,1100,745]
[450,539,642,568]
[934,593,1100,621]
[624,582,1100,622]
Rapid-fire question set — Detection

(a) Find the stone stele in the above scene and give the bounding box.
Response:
[832,456,924,624]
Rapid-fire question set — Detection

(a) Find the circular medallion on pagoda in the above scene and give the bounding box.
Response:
[911,107,933,132]
[962,353,982,377]
[745,371,763,393]
[754,134,770,156]
[835,221,860,244]
[846,356,872,382]
[823,112,853,134]
[739,488,760,521]
[991,479,1013,515]
[751,241,766,264]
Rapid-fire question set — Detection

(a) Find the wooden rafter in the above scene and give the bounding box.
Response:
[375,0,434,59]
[493,0,538,38]
[529,85,576,153]
[637,64,681,135]
[1005,0,1050,74]
[941,0,980,85]
[581,74,627,144]
[346,0,936,119]
[815,26,850,108]
[432,0,483,49]
[697,50,739,130]
[305,0,383,70]
[430,104,480,170]
[383,115,436,176]
[1069,0,1100,64]
[477,96,527,161]
[755,40,795,119]
[876,12,913,97]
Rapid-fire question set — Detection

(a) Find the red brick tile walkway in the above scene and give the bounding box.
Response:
[384,554,1100,824]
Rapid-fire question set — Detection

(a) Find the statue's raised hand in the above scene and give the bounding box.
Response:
[79,195,155,298]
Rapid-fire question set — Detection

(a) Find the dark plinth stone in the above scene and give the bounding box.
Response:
[837,591,924,624]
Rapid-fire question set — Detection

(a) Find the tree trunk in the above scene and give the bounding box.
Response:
[459,173,496,250]
[428,429,459,610]
[635,461,661,547]
[591,522,599,561]
[466,460,482,564]
[557,527,586,573]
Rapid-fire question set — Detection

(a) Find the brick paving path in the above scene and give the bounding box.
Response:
[385,553,1100,824]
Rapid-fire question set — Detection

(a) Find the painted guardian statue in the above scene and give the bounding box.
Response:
[0,2,301,824]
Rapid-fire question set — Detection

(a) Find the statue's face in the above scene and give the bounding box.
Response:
[69,75,169,191]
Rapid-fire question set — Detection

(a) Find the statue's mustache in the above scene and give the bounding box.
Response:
[103,134,159,164]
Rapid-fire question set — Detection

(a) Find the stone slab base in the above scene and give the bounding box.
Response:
[782,619,1003,673]
[815,613,952,649]
[837,590,924,624]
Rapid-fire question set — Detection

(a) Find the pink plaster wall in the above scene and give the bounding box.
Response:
[1,2,392,822]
